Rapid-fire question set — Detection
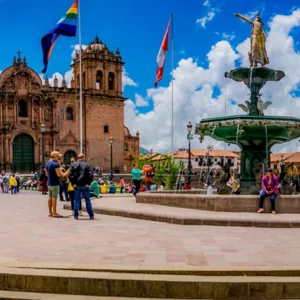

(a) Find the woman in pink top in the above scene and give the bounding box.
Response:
[258,168,279,214]
[119,176,125,193]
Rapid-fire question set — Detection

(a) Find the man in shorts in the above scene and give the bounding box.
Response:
[45,151,67,217]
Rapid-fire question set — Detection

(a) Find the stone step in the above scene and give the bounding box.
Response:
[7,262,300,277]
[0,291,193,300]
[1,267,300,299]
[63,198,300,228]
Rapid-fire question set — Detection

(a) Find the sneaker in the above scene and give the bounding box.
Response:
[272,210,277,214]
[74,217,78,220]
[90,216,94,220]
[257,208,264,213]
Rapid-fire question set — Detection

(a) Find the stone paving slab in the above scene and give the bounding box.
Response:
[63,196,300,228]
[1,191,300,268]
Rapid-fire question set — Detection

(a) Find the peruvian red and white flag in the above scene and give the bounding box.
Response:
[154,19,171,87]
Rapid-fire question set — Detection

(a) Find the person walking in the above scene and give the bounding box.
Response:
[9,174,17,194]
[258,168,279,214]
[39,167,48,195]
[119,176,125,193]
[131,164,143,197]
[2,173,9,194]
[45,151,67,218]
[68,153,94,220]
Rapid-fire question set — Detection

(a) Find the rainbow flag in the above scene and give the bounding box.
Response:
[41,0,78,73]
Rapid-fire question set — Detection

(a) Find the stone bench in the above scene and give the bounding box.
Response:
[136,193,300,213]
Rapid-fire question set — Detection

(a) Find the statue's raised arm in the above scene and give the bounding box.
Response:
[234,12,269,68]
[234,13,254,25]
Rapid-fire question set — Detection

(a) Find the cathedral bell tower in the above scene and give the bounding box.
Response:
[71,35,124,98]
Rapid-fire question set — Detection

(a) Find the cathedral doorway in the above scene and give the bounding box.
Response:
[64,150,77,165]
[13,134,34,173]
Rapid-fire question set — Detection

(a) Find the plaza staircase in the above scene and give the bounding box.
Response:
[0,264,300,299]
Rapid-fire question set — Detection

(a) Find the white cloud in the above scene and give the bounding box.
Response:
[125,9,300,154]
[196,11,216,28]
[244,11,259,20]
[222,32,236,41]
[122,68,138,90]
[196,0,217,28]
[134,93,149,107]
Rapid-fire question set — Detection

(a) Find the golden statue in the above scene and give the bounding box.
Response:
[235,12,269,67]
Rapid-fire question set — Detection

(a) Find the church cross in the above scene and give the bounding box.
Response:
[16,50,22,59]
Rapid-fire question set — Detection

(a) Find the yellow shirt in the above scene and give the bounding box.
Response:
[67,176,74,192]
[100,185,107,194]
[9,177,17,187]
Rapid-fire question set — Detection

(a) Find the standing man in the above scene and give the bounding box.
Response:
[45,151,67,218]
[131,164,142,197]
[68,153,94,220]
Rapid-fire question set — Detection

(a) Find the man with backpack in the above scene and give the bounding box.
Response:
[143,164,155,191]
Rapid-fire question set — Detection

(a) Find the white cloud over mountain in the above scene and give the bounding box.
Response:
[125,9,300,154]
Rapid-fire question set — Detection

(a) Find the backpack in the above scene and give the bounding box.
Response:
[147,171,155,177]
[3,177,8,184]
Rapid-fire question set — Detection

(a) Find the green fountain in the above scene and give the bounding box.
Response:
[195,12,300,188]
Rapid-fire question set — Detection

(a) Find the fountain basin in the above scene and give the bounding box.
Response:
[225,67,285,86]
[195,115,300,187]
[137,193,300,214]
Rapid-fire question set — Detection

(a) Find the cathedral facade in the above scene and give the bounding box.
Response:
[0,36,139,173]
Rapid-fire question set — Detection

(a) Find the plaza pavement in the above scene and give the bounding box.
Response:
[0,190,300,269]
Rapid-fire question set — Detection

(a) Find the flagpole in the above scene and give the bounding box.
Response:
[78,0,83,153]
[171,13,174,154]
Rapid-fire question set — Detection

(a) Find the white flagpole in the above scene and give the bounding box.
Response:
[78,0,83,153]
[171,13,174,154]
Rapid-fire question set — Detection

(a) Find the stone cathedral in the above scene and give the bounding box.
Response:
[0,36,139,173]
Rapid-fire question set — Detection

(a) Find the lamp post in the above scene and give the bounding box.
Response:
[109,137,114,181]
[206,145,213,186]
[40,124,46,168]
[187,122,193,185]
[150,149,153,164]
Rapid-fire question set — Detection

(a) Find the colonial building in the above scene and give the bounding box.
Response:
[0,36,139,172]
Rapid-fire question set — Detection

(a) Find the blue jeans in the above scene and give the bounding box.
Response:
[11,186,16,194]
[74,186,94,218]
[259,191,276,211]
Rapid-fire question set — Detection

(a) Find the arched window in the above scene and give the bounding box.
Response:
[108,72,115,90]
[96,71,103,89]
[124,143,128,151]
[104,125,109,133]
[66,107,73,120]
[18,100,27,117]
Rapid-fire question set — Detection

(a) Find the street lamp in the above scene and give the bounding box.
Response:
[40,124,46,168]
[187,122,193,185]
[109,137,114,181]
[150,149,153,164]
[206,145,213,186]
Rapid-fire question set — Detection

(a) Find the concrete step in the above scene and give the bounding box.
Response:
[63,199,300,228]
[1,267,300,299]
[0,291,194,299]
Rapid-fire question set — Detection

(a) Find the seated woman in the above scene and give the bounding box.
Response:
[258,168,279,214]
[89,180,100,198]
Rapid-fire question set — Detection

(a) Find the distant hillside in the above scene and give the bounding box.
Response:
[139,147,151,154]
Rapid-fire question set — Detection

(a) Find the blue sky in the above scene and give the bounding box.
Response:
[0,0,297,100]
[0,0,300,152]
